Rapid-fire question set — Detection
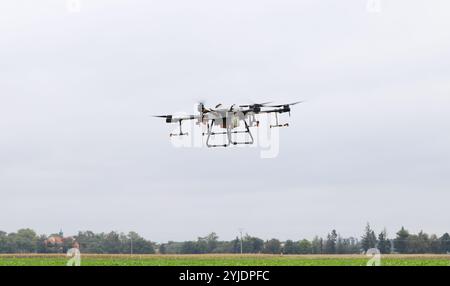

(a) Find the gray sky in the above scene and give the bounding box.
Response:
[1,0,450,242]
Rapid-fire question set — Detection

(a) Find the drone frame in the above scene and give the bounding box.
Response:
[203,118,254,148]
[155,101,301,148]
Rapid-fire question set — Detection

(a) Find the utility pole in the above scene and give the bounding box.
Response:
[130,235,133,255]
[238,228,244,254]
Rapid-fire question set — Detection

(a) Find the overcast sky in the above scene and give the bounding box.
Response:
[1,0,450,242]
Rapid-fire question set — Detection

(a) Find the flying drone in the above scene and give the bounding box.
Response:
[154,101,302,148]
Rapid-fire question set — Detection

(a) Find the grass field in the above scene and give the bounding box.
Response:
[0,254,449,266]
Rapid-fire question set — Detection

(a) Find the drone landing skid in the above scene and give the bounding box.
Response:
[169,132,188,137]
[204,120,254,148]
[170,120,189,137]
[270,113,290,128]
[230,121,254,146]
[270,124,289,128]
[204,119,230,148]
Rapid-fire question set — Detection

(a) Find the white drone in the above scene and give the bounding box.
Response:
[154,101,302,148]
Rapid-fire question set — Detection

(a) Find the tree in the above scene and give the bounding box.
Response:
[159,244,166,254]
[230,237,241,253]
[324,230,338,254]
[127,232,155,254]
[9,229,38,253]
[212,241,233,253]
[439,233,450,253]
[394,227,409,254]
[298,239,312,254]
[0,231,8,253]
[342,237,361,254]
[164,241,184,254]
[311,236,323,254]
[413,231,430,254]
[429,234,441,254]
[104,231,122,253]
[377,229,391,254]
[181,241,197,254]
[336,236,357,254]
[204,232,219,253]
[361,223,377,252]
[75,231,103,253]
[195,237,208,254]
[242,235,264,253]
[263,239,281,254]
[283,240,299,254]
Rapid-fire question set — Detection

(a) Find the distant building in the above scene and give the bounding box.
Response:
[44,229,75,253]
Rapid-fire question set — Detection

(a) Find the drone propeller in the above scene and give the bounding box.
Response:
[153,114,174,123]
[264,101,303,108]
[239,102,272,108]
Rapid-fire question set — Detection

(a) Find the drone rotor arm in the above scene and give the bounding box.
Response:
[153,114,200,123]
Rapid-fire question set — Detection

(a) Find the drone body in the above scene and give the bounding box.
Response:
[155,101,302,147]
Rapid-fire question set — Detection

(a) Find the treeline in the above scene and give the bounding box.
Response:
[161,225,450,255]
[0,229,155,254]
[1,224,450,254]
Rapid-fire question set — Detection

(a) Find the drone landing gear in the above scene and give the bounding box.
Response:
[170,120,189,137]
[203,120,254,147]
[270,113,290,128]
[230,120,254,146]
[203,119,230,148]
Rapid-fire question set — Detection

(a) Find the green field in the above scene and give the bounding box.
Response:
[0,254,449,266]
